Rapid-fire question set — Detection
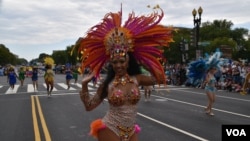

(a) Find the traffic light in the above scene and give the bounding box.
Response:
[179,40,184,51]
[180,39,189,51]
[190,28,196,47]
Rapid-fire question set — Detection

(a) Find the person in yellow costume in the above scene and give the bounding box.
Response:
[240,72,250,95]
[44,57,54,96]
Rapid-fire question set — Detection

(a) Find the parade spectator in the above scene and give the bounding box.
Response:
[165,66,171,85]
[232,64,241,84]
[240,64,247,86]
[224,78,233,92]
[179,64,187,86]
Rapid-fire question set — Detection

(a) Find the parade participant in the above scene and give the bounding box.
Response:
[204,51,222,116]
[31,66,39,91]
[44,57,54,96]
[72,66,79,84]
[203,67,217,116]
[7,66,18,89]
[141,66,152,101]
[65,64,73,89]
[188,49,222,116]
[77,4,173,141]
[18,66,25,87]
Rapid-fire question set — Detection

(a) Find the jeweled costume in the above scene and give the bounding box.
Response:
[78,4,173,141]
[44,57,54,83]
[104,75,140,139]
[44,69,54,83]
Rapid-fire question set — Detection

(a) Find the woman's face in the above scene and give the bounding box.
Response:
[111,56,128,76]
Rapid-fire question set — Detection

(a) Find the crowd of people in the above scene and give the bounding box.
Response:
[164,62,250,95]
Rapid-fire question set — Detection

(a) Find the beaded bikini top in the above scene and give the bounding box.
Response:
[108,75,140,106]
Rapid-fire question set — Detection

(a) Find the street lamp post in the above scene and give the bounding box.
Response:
[192,6,203,59]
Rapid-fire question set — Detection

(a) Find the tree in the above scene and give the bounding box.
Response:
[164,27,194,64]
[200,19,233,41]
[199,19,249,60]
[39,53,50,61]
[65,45,78,65]
[0,44,19,65]
[230,28,249,49]
[52,50,67,65]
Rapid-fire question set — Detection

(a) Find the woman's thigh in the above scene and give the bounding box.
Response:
[97,128,138,141]
[97,128,119,141]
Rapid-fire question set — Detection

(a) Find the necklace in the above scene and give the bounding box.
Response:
[113,74,134,86]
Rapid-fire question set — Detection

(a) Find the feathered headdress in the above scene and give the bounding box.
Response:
[206,49,222,70]
[187,49,222,82]
[78,4,173,82]
[44,57,54,66]
[187,58,207,81]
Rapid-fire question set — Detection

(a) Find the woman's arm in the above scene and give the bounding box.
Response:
[80,73,103,111]
[80,82,103,111]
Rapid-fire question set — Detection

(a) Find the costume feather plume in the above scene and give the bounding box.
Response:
[78,5,173,82]
[44,57,54,66]
[187,49,222,82]
[206,49,222,70]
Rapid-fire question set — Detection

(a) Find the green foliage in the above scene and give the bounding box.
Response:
[205,37,237,52]
[199,19,249,60]
[0,44,22,66]
[52,50,67,65]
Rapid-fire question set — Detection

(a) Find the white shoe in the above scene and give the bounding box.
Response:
[209,112,214,116]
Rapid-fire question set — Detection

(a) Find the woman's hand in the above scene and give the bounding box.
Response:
[82,72,95,84]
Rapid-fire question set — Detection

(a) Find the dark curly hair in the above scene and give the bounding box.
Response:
[100,52,142,99]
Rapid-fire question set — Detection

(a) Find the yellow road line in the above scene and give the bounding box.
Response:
[31,96,51,141]
[31,96,41,141]
[35,96,51,141]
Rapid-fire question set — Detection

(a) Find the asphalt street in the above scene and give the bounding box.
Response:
[0,74,250,141]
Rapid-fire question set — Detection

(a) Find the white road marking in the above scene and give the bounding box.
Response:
[138,113,209,141]
[57,83,76,90]
[6,85,20,94]
[43,83,58,91]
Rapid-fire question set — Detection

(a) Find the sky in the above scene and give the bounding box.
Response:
[0,0,250,62]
